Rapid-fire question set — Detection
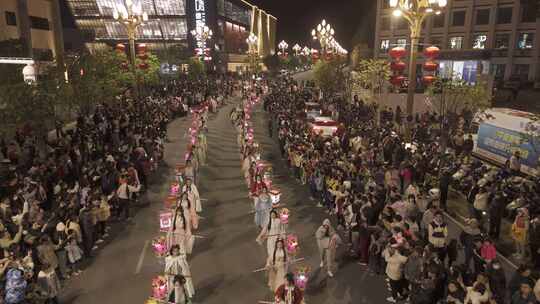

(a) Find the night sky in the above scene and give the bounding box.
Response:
[248,0,376,50]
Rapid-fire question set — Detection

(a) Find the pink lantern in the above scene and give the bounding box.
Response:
[159,211,173,232]
[151,276,168,299]
[170,182,180,196]
[269,188,281,204]
[280,208,290,224]
[423,45,440,59]
[294,266,310,290]
[152,236,167,257]
[389,46,406,59]
[286,234,299,254]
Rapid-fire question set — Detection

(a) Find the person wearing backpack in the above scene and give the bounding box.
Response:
[5,266,27,304]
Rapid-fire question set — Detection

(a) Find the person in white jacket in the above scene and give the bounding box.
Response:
[383,245,408,303]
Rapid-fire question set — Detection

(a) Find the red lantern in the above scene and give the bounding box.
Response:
[390,75,406,86]
[390,60,406,72]
[138,53,148,60]
[423,46,440,59]
[138,62,149,70]
[389,47,406,59]
[423,75,436,85]
[115,43,125,52]
[137,43,147,54]
[423,61,438,72]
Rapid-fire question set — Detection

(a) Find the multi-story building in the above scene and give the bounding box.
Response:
[63,0,276,72]
[374,0,540,85]
[0,0,64,61]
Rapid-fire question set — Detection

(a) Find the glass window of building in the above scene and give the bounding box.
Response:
[472,34,488,49]
[396,38,407,48]
[517,32,534,49]
[513,64,529,78]
[380,39,390,52]
[381,17,390,31]
[452,10,466,26]
[494,33,510,49]
[433,13,445,27]
[475,9,490,25]
[520,2,536,23]
[496,7,513,24]
[430,36,443,48]
[29,16,50,31]
[490,63,505,80]
[5,12,16,26]
[449,36,463,49]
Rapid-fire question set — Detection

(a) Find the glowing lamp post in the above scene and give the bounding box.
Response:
[246,32,258,74]
[389,0,447,132]
[292,44,301,56]
[278,40,289,57]
[311,19,335,54]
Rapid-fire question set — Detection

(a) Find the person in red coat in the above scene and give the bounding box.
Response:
[274,273,304,304]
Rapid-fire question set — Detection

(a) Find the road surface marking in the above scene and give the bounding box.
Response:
[135,240,150,274]
[443,211,517,269]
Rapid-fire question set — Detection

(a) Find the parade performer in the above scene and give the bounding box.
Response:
[165,245,195,299]
[178,192,199,230]
[266,238,288,292]
[274,273,304,304]
[167,275,191,304]
[184,159,196,186]
[166,205,194,254]
[250,174,266,197]
[257,209,286,257]
[254,187,272,228]
[315,219,342,277]
[182,178,202,213]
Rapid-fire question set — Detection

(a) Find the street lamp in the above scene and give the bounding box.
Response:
[190,25,213,60]
[246,32,258,74]
[113,1,148,71]
[278,40,289,56]
[311,19,335,53]
[389,0,447,125]
[292,44,301,56]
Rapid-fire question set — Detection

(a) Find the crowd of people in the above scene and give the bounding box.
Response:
[0,75,236,304]
[261,77,540,304]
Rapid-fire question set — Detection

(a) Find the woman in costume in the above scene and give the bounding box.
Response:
[166,204,194,254]
[254,187,272,228]
[275,273,304,304]
[257,209,286,257]
[165,245,195,299]
[266,238,288,292]
[178,192,199,230]
[181,178,202,213]
[167,275,191,304]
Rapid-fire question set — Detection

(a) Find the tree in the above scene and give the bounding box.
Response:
[187,58,205,78]
[427,77,491,148]
[353,59,391,103]
[313,58,347,99]
[263,54,280,73]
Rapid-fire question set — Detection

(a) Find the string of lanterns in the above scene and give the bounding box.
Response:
[388,45,440,87]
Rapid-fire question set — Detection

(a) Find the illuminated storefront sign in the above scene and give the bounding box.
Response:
[194,0,206,49]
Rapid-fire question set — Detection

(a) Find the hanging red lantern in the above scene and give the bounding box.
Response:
[137,43,147,54]
[389,46,406,59]
[423,61,438,72]
[390,75,406,86]
[422,75,436,85]
[390,60,406,72]
[138,62,149,70]
[115,43,125,52]
[423,45,440,59]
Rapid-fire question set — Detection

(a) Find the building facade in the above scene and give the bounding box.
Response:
[0,0,64,61]
[63,0,276,71]
[374,0,540,85]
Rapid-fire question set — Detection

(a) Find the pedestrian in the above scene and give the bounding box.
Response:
[428,212,448,262]
[383,243,408,303]
[37,262,61,304]
[266,238,288,292]
[511,282,536,304]
[511,208,530,260]
[274,273,304,304]
[315,218,341,277]
[167,275,191,304]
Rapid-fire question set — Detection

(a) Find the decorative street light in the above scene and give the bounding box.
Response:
[190,25,213,61]
[113,0,148,71]
[292,44,301,56]
[278,40,289,57]
[246,32,258,74]
[389,0,447,129]
[301,46,311,56]
[311,19,335,53]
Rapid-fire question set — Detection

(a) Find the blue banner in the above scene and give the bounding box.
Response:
[476,123,540,172]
